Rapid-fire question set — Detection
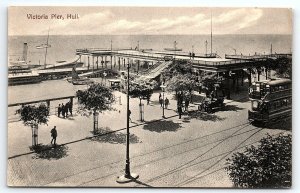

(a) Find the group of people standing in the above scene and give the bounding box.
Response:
[57,101,73,118]
[158,92,191,119]
[177,94,190,119]
[159,93,170,109]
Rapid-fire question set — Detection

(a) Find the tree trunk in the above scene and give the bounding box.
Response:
[31,126,34,146]
[93,109,99,134]
[139,98,143,121]
[32,125,38,146]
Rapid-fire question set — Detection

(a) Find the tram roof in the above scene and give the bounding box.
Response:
[258,78,291,86]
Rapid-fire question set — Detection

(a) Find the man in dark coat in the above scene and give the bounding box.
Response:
[65,102,69,117]
[184,99,190,112]
[68,100,73,116]
[165,97,169,109]
[61,103,65,118]
[50,126,57,146]
[177,105,183,119]
[58,104,61,117]
[159,98,164,108]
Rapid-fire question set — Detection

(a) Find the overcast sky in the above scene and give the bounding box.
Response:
[8,7,292,36]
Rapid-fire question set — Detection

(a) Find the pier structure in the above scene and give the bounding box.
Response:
[190,52,291,99]
[75,47,292,99]
[76,48,290,80]
[76,49,165,73]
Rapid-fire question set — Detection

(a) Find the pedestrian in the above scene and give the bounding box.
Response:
[159,98,164,108]
[165,97,169,109]
[65,102,69,117]
[177,105,183,119]
[128,109,132,122]
[159,93,162,101]
[68,100,73,116]
[58,104,61,117]
[50,126,57,146]
[185,99,190,112]
[147,95,150,105]
[61,103,65,118]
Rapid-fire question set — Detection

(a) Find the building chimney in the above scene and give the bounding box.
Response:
[22,43,28,63]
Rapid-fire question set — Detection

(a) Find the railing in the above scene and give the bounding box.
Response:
[139,61,162,75]
[225,53,292,60]
[191,59,247,66]
[76,48,133,53]
[112,51,165,60]
[76,48,217,60]
[8,95,75,107]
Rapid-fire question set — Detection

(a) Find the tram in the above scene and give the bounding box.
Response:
[248,78,292,124]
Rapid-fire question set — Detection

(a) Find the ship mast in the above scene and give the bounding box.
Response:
[210,11,213,56]
[205,40,208,56]
[44,28,50,69]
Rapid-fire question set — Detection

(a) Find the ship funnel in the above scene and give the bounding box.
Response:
[22,43,28,63]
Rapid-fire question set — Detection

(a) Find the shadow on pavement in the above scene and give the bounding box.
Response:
[252,118,292,131]
[220,104,244,112]
[91,127,140,144]
[186,111,226,122]
[133,179,153,187]
[29,144,69,160]
[149,100,161,106]
[143,120,182,132]
[235,97,250,103]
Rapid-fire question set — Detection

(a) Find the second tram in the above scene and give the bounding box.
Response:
[248,78,292,123]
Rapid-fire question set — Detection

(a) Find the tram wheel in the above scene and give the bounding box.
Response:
[207,107,212,114]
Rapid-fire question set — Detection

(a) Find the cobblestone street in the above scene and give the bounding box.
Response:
[7,91,292,187]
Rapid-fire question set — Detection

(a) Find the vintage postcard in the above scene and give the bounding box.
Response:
[7,6,292,188]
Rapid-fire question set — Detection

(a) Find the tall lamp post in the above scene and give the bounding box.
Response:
[117,62,139,183]
[160,84,166,118]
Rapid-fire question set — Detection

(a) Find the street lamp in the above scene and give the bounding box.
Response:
[160,84,166,118]
[117,62,139,183]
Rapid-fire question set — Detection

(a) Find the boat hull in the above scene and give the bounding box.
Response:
[8,75,42,86]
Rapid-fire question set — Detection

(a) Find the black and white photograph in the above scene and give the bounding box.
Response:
[7,6,293,188]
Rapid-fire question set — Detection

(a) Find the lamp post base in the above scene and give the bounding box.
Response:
[116,173,139,183]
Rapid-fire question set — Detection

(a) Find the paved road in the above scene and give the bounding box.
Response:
[7,91,291,187]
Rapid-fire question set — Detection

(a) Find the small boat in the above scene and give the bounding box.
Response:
[164,48,182,51]
[36,44,51,49]
[72,78,94,85]
[67,66,94,85]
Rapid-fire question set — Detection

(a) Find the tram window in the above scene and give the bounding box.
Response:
[279,85,284,90]
[256,84,260,92]
[252,101,259,110]
[270,102,276,110]
[287,98,292,105]
[270,87,274,92]
[276,101,281,108]
[283,99,288,106]
[272,103,275,110]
